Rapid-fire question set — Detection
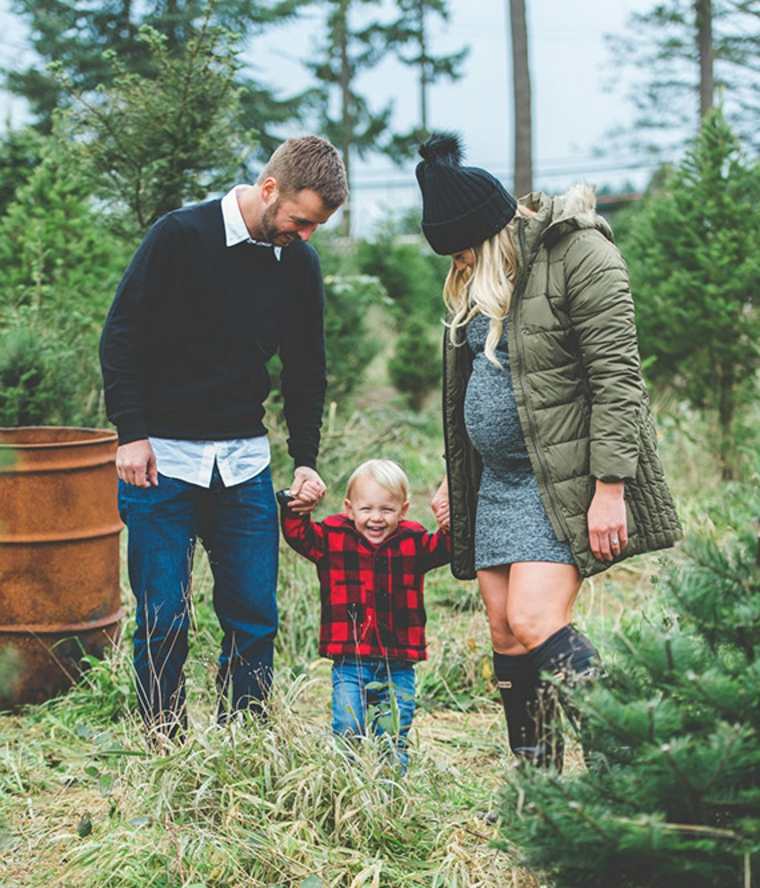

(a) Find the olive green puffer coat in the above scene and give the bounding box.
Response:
[443,185,682,580]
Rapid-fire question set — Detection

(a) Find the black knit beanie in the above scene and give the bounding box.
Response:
[415,132,517,255]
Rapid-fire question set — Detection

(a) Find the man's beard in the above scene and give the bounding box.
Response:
[260,201,297,246]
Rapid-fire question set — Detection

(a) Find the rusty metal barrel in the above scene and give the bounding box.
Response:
[0,427,124,709]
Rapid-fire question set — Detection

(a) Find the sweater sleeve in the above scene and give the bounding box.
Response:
[278,245,327,470]
[99,215,182,445]
[564,230,644,481]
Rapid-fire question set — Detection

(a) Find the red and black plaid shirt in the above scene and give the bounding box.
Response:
[281,510,451,661]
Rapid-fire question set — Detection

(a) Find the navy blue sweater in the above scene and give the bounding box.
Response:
[99,199,327,469]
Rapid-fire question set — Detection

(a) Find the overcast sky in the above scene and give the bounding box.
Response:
[0,0,672,233]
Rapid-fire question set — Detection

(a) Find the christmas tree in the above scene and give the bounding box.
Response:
[499,474,760,887]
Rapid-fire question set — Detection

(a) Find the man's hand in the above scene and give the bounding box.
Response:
[289,466,326,514]
[431,475,450,531]
[116,439,158,488]
[587,480,628,562]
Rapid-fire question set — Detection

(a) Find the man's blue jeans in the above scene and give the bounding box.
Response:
[118,464,278,733]
[331,657,416,771]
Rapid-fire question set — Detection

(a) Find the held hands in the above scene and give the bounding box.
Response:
[116,439,158,487]
[587,480,628,562]
[431,476,450,531]
[288,466,326,514]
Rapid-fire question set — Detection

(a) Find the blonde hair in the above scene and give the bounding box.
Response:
[443,204,533,367]
[345,459,409,502]
[258,135,348,209]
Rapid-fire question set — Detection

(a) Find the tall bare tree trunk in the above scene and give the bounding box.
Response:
[337,0,352,237]
[417,0,429,133]
[508,0,533,195]
[695,0,714,121]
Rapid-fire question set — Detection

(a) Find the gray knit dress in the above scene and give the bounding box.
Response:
[463,313,575,569]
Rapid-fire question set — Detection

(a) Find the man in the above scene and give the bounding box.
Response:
[100,135,347,736]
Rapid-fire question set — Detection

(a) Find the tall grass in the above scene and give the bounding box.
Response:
[2,389,752,886]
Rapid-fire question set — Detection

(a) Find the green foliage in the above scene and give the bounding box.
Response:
[266,272,385,424]
[0,140,129,314]
[388,316,441,410]
[57,20,252,231]
[604,1,760,154]
[7,0,305,152]
[622,109,760,478]
[305,0,425,231]
[386,0,469,135]
[356,229,448,323]
[305,1,394,162]
[356,227,447,406]
[0,137,130,426]
[322,273,387,401]
[417,623,493,712]
[500,476,760,887]
[0,326,71,426]
[0,125,44,217]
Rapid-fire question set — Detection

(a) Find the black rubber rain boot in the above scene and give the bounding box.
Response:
[526,624,601,769]
[493,650,564,771]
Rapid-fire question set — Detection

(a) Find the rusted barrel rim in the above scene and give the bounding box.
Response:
[0,607,126,634]
[0,426,117,450]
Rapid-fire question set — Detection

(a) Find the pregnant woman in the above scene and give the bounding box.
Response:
[416,133,681,770]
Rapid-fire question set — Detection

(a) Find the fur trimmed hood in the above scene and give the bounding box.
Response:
[519,183,614,252]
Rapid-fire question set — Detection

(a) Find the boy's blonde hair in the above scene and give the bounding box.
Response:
[345,459,409,502]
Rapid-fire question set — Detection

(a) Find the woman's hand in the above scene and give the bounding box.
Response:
[587,480,627,562]
[431,476,450,531]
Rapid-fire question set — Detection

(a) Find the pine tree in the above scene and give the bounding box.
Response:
[620,109,760,479]
[388,317,440,410]
[306,0,409,235]
[387,0,468,134]
[499,475,760,887]
[6,0,304,153]
[57,18,250,231]
[0,138,130,425]
[604,0,760,155]
[0,125,44,217]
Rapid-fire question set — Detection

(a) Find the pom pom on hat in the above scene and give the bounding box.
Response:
[415,130,517,256]
[418,132,463,165]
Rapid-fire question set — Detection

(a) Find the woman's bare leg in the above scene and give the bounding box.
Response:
[477,565,529,655]
[505,562,583,652]
[478,565,559,765]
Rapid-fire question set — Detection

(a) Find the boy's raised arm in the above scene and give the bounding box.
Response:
[277,491,327,564]
[417,527,452,573]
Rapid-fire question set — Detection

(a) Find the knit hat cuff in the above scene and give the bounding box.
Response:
[422,188,517,255]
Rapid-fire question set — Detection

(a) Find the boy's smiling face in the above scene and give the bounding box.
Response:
[344,475,409,545]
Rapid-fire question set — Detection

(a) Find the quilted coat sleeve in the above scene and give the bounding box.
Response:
[563,230,644,481]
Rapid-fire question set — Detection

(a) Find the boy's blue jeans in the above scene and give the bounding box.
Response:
[118,465,278,733]
[331,657,416,771]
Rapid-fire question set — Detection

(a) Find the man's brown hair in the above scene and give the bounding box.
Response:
[258,136,348,210]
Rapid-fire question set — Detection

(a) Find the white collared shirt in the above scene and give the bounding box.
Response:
[149,186,276,488]
[221,185,282,260]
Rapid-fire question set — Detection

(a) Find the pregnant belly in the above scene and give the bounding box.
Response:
[464,359,530,467]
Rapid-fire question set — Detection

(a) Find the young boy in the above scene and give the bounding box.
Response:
[278,459,451,769]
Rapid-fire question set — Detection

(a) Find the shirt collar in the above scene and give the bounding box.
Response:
[221,185,282,261]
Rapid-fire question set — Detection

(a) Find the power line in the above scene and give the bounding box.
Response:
[352,158,669,190]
